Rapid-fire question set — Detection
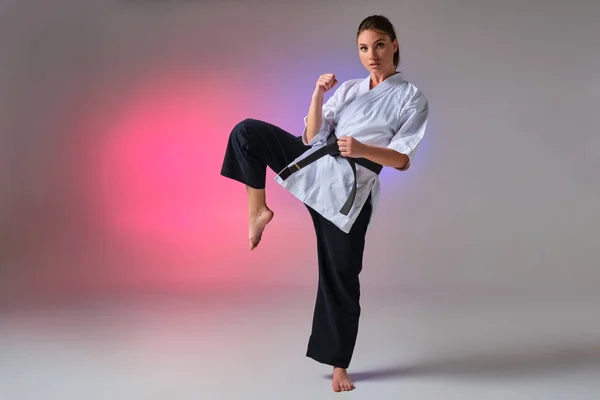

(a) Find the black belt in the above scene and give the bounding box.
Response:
[277,132,383,215]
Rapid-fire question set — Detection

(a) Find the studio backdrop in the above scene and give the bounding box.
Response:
[1,0,599,305]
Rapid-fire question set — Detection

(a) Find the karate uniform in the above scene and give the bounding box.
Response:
[220,72,428,369]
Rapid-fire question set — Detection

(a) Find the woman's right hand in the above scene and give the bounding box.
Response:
[314,73,338,95]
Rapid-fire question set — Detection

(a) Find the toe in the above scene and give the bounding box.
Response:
[332,379,341,392]
[249,235,261,250]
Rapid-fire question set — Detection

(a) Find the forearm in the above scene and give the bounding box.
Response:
[305,91,325,143]
[361,144,410,170]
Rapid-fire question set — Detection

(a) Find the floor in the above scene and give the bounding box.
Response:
[1,285,599,399]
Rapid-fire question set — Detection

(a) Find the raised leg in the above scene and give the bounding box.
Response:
[221,118,309,249]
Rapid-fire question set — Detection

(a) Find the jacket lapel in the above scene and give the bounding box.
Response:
[335,72,404,132]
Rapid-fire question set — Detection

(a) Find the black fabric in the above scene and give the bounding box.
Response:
[220,118,310,189]
[305,194,372,369]
[221,118,372,369]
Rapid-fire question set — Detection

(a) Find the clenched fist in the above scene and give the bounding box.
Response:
[337,136,367,158]
[315,73,338,95]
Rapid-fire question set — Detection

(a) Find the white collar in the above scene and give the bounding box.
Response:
[360,71,404,93]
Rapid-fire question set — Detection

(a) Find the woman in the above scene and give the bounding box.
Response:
[220,15,428,392]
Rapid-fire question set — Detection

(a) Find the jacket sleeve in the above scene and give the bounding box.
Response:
[386,89,429,170]
[301,82,346,146]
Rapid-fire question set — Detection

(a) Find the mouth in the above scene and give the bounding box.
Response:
[369,63,380,67]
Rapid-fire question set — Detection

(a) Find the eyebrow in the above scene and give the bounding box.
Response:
[358,39,385,46]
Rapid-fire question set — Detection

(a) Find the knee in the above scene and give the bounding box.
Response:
[231,118,262,137]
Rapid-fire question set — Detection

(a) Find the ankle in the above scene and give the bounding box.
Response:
[249,206,269,218]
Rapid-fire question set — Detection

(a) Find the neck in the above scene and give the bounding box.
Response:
[370,69,398,88]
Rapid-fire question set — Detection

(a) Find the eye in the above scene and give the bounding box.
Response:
[377,43,384,48]
[360,46,367,51]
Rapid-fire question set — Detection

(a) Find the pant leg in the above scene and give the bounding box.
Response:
[305,194,373,369]
[220,118,310,188]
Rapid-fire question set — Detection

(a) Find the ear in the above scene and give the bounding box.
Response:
[393,39,399,52]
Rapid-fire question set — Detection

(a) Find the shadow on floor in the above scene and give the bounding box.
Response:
[323,342,600,382]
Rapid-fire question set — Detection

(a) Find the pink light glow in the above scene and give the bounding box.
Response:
[79,68,261,282]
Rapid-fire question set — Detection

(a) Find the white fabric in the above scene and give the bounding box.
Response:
[274,72,429,233]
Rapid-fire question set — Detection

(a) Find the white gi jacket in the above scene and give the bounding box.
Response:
[274,72,429,233]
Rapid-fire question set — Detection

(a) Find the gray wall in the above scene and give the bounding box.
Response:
[1,0,599,305]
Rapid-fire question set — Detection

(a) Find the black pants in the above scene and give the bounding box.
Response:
[221,118,372,369]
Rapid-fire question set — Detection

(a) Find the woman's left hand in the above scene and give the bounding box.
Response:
[337,136,367,158]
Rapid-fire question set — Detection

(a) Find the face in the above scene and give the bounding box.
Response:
[357,29,398,72]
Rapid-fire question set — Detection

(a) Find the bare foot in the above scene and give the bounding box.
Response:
[249,207,274,250]
[332,367,355,392]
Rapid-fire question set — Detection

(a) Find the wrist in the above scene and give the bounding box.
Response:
[361,144,373,158]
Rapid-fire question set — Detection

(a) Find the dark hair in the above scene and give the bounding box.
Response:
[357,15,399,68]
